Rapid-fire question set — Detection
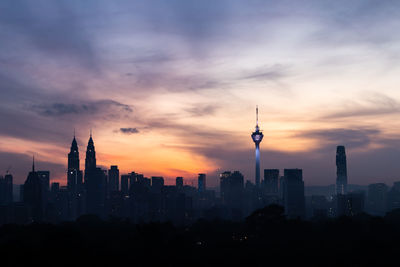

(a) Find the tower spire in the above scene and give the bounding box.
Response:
[256,105,259,126]
[32,155,35,172]
[90,128,92,138]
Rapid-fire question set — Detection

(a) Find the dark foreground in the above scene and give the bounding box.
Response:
[1,205,400,267]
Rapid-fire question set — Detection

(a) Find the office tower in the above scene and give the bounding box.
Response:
[251,106,264,187]
[198,173,206,193]
[336,146,348,195]
[0,173,12,205]
[37,171,50,192]
[108,166,119,192]
[121,174,130,196]
[264,169,279,194]
[176,177,183,188]
[220,171,244,219]
[85,132,96,181]
[84,133,106,217]
[387,181,400,211]
[151,177,164,193]
[67,134,82,192]
[23,157,43,222]
[37,171,50,210]
[337,192,365,217]
[4,172,12,204]
[367,183,388,216]
[282,169,305,219]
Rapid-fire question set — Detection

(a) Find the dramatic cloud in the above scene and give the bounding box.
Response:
[31,100,133,118]
[296,128,380,149]
[119,128,139,134]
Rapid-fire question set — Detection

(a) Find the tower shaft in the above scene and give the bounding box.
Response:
[255,143,260,187]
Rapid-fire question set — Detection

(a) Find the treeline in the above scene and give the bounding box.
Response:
[1,205,400,266]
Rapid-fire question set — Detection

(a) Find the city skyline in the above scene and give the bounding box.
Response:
[2,1,400,186]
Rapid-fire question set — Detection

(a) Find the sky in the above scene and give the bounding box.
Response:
[1,0,400,186]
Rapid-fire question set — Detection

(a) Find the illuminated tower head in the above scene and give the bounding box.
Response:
[251,106,264,187]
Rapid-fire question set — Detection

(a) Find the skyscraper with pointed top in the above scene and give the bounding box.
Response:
[68,132,82,192]
[23,156,43,222]
[251,106,264,187]
[85,131,96,179]
[84,131,106,217]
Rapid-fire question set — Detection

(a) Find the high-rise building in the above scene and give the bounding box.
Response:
[336,146,348,195]
[198,173,206,193]
[387,181,400,211]
[220,171,244,219]
[4,173,12,204]
[84,132,96,181]
[251,106,264,187]
[67,134,82,192]
[84,133,106,217]
[151,177,164,193]
[367,183,388,216]
[176,177,183,188]
[121,174,130,196]
[0,173,13,204]
[23,157,43,222]
[264,169,279,194]
[282,169,305,219]
[37,171,50,192]
[108,166,119,192]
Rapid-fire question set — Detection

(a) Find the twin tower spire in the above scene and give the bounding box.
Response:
[68,130,97,173]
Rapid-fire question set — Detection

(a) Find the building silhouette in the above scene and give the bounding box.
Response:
[264,169,279,195]
[121,174,130,196]
[84,133,106,217]
[282,169,305,219]
[251,106,263,188]
[336,146,348,195]
[108,165,119,192]
[198,173,206,193]
[367,183,388,216]
[23,158,43,222]
[0,172,13,204]
[176,177,183,189]
[67,134,83,193]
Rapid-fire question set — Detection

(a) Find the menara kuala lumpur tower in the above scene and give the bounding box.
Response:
[251,106,264,187]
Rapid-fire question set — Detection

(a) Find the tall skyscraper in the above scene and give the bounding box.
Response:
[85,132,96,180]
[23,157,43,222]
[84,133,105,217]
[336,146,348,195]
[251,106,264,187]
[264,169,279,194]
[68,134,82,192]
[121,174,130,196]
[198,173,206,193]
[282,169,305,219]
[0,172,13,204]
[108,166,119,192]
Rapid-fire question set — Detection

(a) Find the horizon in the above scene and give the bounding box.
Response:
[2,1,400,186]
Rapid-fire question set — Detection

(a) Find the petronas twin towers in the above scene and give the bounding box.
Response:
[67,131,106,217]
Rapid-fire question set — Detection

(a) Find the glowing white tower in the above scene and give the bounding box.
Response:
[251,106,264,187]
